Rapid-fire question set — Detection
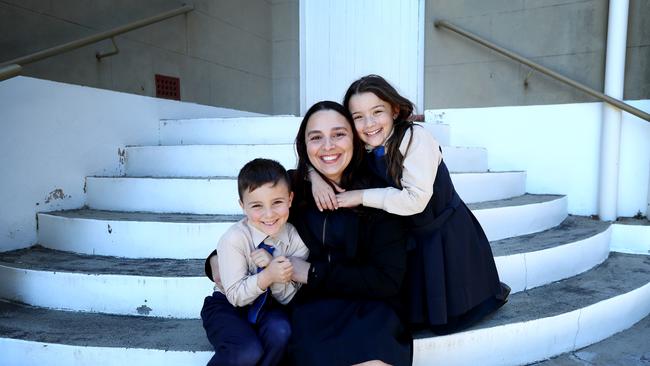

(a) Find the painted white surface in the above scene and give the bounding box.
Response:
[413,281,650,366]
[474,196,568,241]
[426,100,650,217]
[494,228,611,293]
[125,143,486,177]
[86,172,526,215]
[0,76,260,252]
[0,266,212,318]
[452,172,526,203]
[37,213,230,259]
[610,223,650,255]
[159,117,302,145]
[0,338,211,366]
[301,0,422,113]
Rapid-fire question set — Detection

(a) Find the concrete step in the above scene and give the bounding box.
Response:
[159,117,451,146]
[1,253,648,366]
[413,252,650,366]
[0,246,208,318]
[534,313,650,365]
[10,216,602,317]
[39,195,566,259]
[85,171,526,215]
[124,144,488,176]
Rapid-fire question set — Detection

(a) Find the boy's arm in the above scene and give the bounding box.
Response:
[218,231,265,307]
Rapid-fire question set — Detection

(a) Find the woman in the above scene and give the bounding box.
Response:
[287,101,411,366]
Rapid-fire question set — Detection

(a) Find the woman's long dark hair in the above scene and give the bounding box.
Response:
[294,101,366,195]
[343,75,415,188]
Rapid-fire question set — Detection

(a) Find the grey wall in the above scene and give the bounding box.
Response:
[424,0,649,109]
[271,0,299,115]
[0,0,299,114]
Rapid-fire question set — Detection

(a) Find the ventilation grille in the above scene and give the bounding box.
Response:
[155,74,180,100]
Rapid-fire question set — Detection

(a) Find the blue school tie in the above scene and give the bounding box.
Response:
[247,242,275,324]
[373,145,386,158]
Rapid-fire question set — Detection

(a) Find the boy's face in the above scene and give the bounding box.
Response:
[239,181,293,238]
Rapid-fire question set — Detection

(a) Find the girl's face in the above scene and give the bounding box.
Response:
[348,92,397,147]
[305,110,354,185]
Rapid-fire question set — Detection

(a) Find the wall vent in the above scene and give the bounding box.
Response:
[155,74,180,100]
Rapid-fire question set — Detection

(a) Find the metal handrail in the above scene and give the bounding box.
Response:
[435,19,650,122]
[0,4,194,82]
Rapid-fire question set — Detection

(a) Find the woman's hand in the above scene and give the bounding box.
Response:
[289,257,311,284]
[309,169,345,211]
[250,248,273,268]
[336,190,364,208]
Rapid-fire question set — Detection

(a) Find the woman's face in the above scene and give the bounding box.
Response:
[305,109,354,185]
[348,92,396,148]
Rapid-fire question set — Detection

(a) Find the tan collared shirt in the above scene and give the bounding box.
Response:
[362,126,443,215]
[216,218,309,307]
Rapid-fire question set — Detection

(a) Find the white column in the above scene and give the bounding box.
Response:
[598,0,629,221]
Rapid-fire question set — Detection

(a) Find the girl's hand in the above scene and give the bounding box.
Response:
[309,169,345,211]
[250,248,273,268]
[336,190,364,208]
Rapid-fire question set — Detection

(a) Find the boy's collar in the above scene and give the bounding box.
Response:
[244,218,290,247]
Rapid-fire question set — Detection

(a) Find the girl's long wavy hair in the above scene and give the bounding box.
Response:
[294,101,366,195]
[343,74,415,188]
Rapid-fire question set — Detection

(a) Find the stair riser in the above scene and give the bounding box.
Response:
[37,214,228,259]
[0,339,211,366]
[475,196,567,241]
[86,172,525,214]
[160,118,451,146]
[494,228,611,293]
[413,282,650,366]
[39,198,566,259]
[124,145,487,177]
[0,266,210,318]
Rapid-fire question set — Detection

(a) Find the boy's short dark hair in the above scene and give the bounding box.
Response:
[237,158,291,200]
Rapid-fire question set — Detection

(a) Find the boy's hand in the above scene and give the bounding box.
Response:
[251,248,273,268]
[336,190,363,208]
[309,169,345,211]
[258,256,293,289]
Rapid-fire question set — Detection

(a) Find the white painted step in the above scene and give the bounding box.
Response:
[19,217,608,317]
[1,253,648,365]
[39,195,566,259]
[159,117,451,146]
[124,144,487,177]
[85,172,525,215]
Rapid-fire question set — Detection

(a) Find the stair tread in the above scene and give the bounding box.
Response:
[490,215,609,256]
[414,252,650,339]
[41,209,243,223]
[0,245,204,277]
[1,254,647,351]
[467,193,564,210]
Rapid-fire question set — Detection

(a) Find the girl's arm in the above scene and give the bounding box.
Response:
[339,127,442,216]
[308,167,345,211]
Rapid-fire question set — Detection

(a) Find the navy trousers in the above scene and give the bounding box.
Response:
[201,292,291,366]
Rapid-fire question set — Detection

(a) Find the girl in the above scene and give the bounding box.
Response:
[310,75,510,334]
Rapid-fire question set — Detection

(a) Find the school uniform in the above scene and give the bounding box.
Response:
[202,218,309,366]
[363,125,509,334]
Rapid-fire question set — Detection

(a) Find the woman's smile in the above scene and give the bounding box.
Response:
[305,110,354,185]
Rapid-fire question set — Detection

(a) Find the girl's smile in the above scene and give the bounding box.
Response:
[348,92,397,147]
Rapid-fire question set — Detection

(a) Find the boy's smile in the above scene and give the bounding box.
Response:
[239,182,293,238]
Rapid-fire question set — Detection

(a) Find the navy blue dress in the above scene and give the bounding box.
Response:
[287,179,411,366]
[368,141,508,334]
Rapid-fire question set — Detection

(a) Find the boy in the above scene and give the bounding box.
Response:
[201,158,309,366]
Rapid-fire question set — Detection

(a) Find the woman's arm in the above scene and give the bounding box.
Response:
[357,127,442,216]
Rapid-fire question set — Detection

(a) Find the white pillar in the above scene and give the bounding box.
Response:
[598,0,629,221]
